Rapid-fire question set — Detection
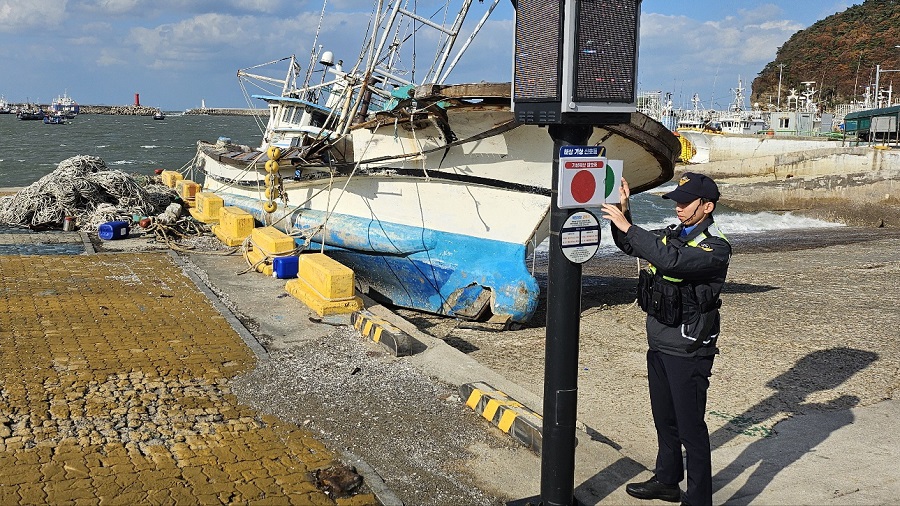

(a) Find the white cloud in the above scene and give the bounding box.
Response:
[96,48,127,66]
[0,0,68,31]
[128,13,261,64]
[73,0,143,15]
[638,8,805,107]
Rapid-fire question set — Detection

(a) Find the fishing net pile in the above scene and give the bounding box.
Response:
[0,155,178,232]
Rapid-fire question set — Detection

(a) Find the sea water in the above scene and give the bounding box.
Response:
[0,113,841,242]
[539,181,843,258]
[0,113,263,187]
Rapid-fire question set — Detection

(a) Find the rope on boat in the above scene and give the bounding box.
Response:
[236,225,319,276]
[0,155,177,231]
[317,118,386,253]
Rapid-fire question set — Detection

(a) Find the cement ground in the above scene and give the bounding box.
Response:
[2,222,899,505]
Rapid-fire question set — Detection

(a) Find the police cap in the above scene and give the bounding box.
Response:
[662,172,720,203]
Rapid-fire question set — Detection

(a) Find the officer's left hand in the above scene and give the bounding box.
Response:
[601,204,631,233]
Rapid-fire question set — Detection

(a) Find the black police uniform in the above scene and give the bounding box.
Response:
[610,195,731,506]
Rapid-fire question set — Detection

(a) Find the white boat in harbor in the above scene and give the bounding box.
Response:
[50,92,80,119]
[677,80,841,164]
[192,0,679,323]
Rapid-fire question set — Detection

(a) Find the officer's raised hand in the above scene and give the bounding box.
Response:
[602,177,632,233]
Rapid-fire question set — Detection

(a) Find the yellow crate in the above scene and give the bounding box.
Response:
[161,170,184,188]
[296,253,356,300]
[250,227,295,256]
[211,207,255,247]
[188,192,224,223]
[245,247,274,276]
[196,192,223,219]
[175,180,201,204]
[285,277,362,316]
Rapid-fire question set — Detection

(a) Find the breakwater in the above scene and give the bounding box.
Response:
[81,105,263,116]
[700,145,900,227]
[183,108,263,116]
[79,105,161,115]
[6,103,264,116]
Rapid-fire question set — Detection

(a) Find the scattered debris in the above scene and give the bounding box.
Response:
[0,155,176,231]
[314,464,365,498]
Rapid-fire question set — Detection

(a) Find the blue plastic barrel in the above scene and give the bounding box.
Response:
[272,256,299,279]
[98,221,130,240]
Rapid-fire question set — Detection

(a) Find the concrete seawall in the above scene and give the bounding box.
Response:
[683,145,900,227]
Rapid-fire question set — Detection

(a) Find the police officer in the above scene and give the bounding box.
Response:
[600,172,730,506]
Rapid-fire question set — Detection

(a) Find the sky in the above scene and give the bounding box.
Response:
[0,0,857,112]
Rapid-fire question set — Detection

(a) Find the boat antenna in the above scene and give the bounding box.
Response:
[305,0,330,87]
[710,65,719,110]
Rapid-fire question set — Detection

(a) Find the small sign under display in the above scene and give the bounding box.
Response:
[560,210,600,264]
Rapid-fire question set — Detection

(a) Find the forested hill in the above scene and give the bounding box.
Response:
[751,0,900,109]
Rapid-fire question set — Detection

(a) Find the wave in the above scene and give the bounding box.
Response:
[535,210,842,255]
[637,211,841,235]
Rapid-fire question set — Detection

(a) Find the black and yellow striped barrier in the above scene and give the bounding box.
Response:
[460,382,543,454]
[350,310,414,357]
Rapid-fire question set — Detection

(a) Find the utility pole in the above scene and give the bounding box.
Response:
[777,63,786,109]
[511,2,644,498]
[875,64,881,108]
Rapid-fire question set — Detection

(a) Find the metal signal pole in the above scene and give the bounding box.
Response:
[541,123,592,506]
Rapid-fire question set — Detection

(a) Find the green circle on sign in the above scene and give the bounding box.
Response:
[605,165,615,198]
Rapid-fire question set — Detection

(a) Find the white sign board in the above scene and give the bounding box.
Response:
[560,211,600,264]
[558,145,624,208]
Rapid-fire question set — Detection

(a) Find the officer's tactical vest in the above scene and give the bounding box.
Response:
[638,223,729,324]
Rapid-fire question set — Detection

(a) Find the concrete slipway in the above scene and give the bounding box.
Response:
[1,225,898,505]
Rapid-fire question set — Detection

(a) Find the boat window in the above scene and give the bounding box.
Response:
[282,106,296,123]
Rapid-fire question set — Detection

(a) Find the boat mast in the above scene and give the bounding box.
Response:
[423,0,474,84]
[438,0,500,84]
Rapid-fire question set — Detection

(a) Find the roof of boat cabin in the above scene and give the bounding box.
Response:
[251,94,333,114]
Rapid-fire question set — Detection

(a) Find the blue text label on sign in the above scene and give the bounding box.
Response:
[559,145,607,158]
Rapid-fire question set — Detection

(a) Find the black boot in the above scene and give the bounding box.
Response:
[625,475,682,502]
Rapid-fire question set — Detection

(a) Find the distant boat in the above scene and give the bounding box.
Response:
[153,110,166,120]
[0,96,10,114]
[16,104,44,120]
[43,114,67,125]
[676,80,838,164]
[50,92,79,119]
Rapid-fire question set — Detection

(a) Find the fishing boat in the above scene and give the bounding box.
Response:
[42,113,67,125]
[0,97,10,114]
[153,109,166,120]
[16,104,45,121]
[676,80,843,164]
[192,0,679,324]
[50,92,79,119]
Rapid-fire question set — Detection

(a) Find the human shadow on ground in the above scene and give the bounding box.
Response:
[711,347,878,505]
[561,347,878,505]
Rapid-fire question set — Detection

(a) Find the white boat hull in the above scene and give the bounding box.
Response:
[195,110,678,322]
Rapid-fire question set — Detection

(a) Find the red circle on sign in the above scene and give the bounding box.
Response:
[571,170,596,203]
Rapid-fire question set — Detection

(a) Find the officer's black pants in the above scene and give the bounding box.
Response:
[647,349,715,506]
